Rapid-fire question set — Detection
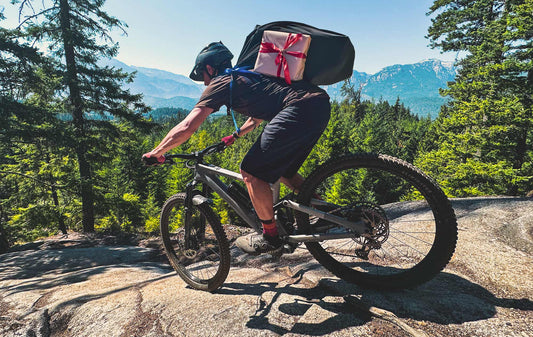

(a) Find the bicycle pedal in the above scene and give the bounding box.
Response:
[269,246,284,258]
[355,248,370,260]
[282,242,298,254]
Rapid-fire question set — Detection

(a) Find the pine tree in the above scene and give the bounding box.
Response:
[0,20,69,251]
[420,0,533,196]
[14,0,151,231]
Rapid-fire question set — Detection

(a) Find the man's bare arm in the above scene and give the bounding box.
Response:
[237,117,263,137]
[146,106,213,157]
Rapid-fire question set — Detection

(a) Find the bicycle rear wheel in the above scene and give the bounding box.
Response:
[160,192,230,292]
[296,153,457,289]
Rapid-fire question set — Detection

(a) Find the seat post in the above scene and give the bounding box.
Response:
[271,180,281,203]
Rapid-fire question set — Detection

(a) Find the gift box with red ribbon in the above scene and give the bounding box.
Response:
[253,30,311,85]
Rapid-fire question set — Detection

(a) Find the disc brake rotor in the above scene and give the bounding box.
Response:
[351,202,389,259]
[174,228,200,259]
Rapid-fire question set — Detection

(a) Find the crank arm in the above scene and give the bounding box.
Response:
[285,232,357,243]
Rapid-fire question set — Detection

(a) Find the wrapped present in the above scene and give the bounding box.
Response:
[253,30,311,84]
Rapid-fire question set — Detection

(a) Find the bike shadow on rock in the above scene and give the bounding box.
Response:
[323,272,532,324]
[218,270,372,336]
[216,267,532,336]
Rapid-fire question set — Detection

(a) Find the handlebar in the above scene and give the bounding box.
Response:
[143,142,227,166]
[166,141,227,160]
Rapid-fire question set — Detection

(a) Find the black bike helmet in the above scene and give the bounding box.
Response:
[189,41,234,81]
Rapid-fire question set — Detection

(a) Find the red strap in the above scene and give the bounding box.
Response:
[259,33,307,84]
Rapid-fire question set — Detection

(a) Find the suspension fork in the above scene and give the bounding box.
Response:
[183,182,194,249]
[183,181,207,249]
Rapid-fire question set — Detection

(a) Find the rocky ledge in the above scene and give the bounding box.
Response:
[0,197,531,337]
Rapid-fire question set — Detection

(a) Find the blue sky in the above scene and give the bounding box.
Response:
[1,0,456,76]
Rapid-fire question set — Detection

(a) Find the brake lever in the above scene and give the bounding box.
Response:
[216,141,227,152]
[204,143,226,155]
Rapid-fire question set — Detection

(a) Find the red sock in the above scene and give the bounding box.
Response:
[261,219,278,237]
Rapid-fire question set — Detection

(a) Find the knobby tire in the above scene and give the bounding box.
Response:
[160,193,231,292]
[296,153,458,289]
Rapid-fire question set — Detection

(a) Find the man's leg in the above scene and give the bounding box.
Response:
[236,98,330,254]
[280,173,305,194]
[235,169,282,255]
[240,169,274,222]
[241,171,305,229]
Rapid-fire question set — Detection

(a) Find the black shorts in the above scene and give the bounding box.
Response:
[240,96,330,183]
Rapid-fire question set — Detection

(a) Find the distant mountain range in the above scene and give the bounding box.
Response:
[102,59,202,110]
[323,59,457,118]
[104,59,457,118]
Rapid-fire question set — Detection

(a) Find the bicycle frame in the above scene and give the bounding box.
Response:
[188,162,370,243]
[193,162,263,234]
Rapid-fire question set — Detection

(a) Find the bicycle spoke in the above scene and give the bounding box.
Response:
[386,235,429,257]
[390,229,434,246]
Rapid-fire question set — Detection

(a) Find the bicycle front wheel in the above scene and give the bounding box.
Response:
[296,153,457,289]
[160,192,230,292]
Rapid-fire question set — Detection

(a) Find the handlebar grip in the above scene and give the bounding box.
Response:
[142,156,164,165]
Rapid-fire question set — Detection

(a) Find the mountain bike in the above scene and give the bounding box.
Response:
[155,142,457,292]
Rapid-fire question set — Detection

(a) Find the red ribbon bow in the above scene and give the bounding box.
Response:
[259,33,307,84]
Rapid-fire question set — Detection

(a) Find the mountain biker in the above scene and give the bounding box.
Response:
[143,41,330,255]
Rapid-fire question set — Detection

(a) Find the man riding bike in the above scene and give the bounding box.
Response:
[143,41,330,255]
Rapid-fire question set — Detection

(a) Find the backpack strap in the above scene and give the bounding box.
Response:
[224,66,258,134]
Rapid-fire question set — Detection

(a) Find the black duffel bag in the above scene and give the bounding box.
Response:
[236,21,355,86]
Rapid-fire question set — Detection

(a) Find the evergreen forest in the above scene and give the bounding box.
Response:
[1,0,531,252]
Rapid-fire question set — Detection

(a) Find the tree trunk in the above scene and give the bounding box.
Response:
[509,69,533,195]
[0,205,10,254]
[51,184,68,234]
[507,128,528,195]
[41,150,68,235]
[59,0,94,232]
